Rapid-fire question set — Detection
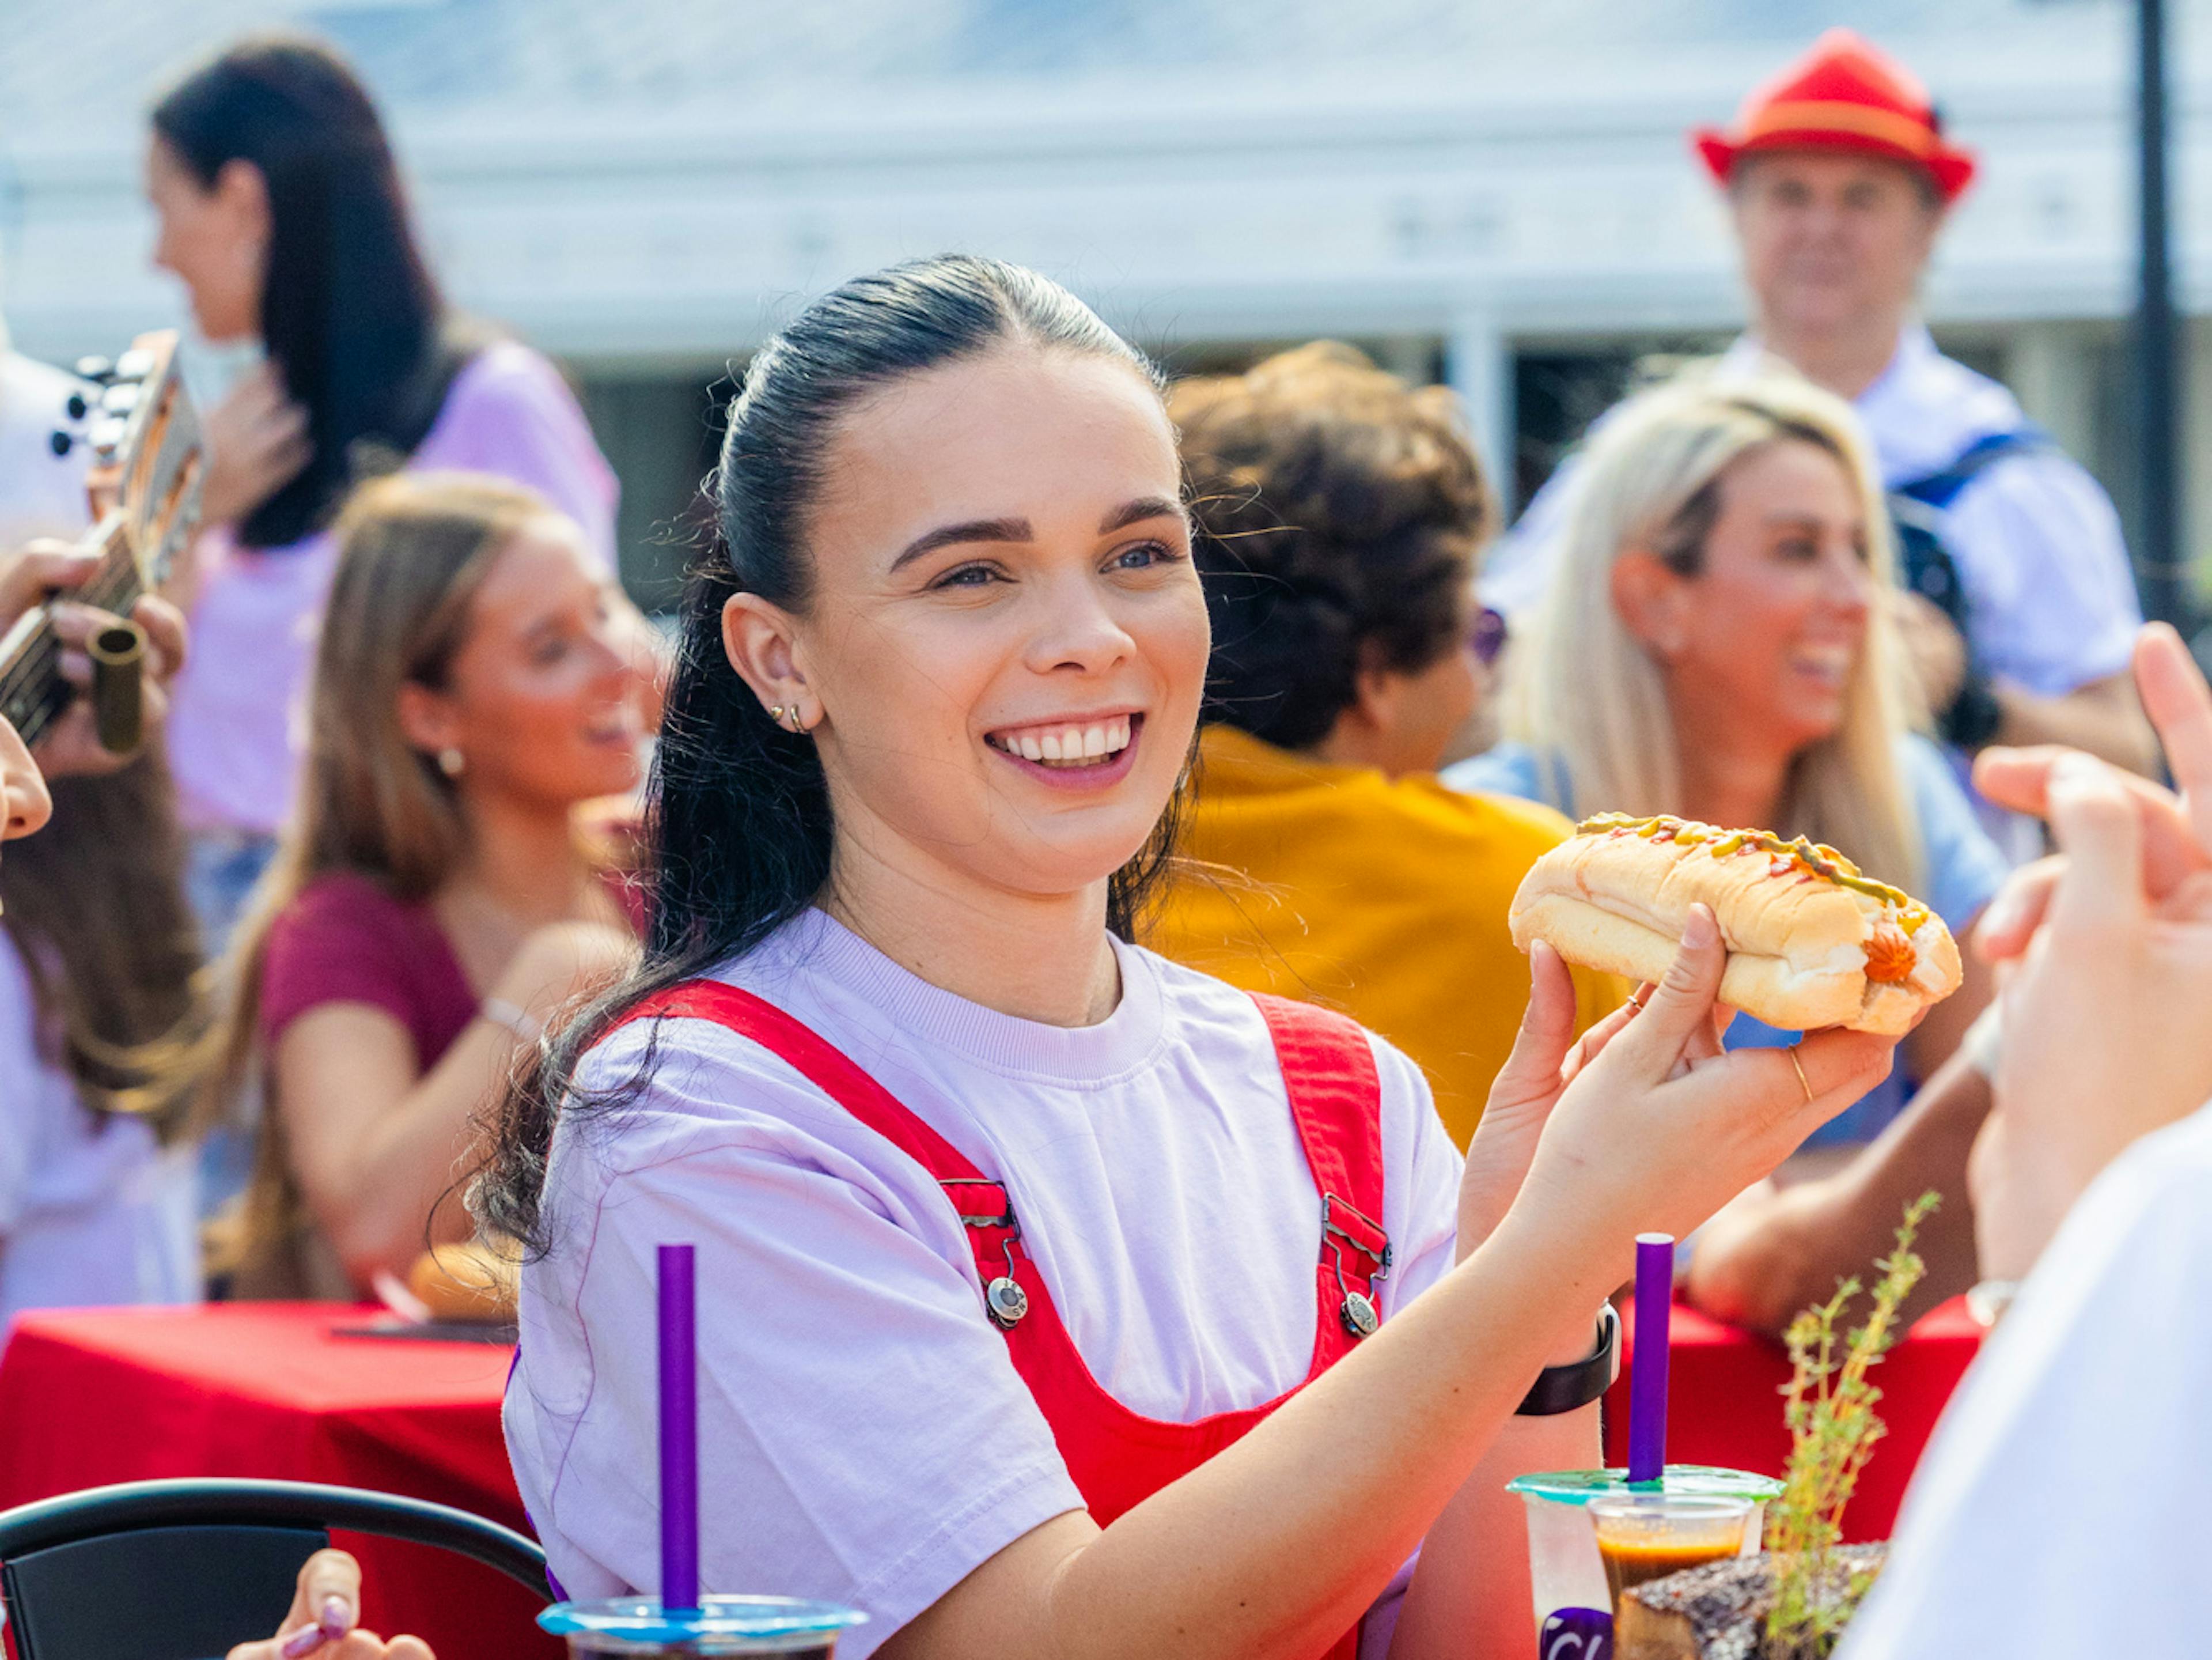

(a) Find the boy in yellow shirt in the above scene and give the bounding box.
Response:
[1153,345,1623,1146]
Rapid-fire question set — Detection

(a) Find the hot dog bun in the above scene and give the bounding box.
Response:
[1509,814,1961,1035]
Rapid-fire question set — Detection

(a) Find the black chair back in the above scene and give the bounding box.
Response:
[0,1477,548,1660]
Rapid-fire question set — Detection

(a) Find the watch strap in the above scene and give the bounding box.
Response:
[1516,1302,1620,1416]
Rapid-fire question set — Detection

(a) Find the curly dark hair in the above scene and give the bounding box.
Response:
[1172,342,1493,750]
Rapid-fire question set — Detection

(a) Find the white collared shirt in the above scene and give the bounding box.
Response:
[1482,323,2142,701]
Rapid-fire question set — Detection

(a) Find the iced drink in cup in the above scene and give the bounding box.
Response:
[1506,1466,1778,1655]
[539,1595,867,1657]
[1589,1492,1752,1610]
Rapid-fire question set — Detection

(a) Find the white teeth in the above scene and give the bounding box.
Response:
[991,717,1138,766]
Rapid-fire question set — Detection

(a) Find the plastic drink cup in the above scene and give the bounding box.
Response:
[1506,1466,1778,1655]
[539,1595,868,1657]
[1588,1492,1753,1612]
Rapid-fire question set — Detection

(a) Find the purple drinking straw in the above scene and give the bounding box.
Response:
[1627,1233,1673,1485]
[658,1243,700,1613]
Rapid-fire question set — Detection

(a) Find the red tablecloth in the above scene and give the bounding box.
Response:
[0,1294,1985,1655]
[0,1303,558,1660]
[1603,1294,1986,1540]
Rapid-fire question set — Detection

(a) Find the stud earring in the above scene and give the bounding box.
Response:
[768,705,787,725]
[437,747,465,778]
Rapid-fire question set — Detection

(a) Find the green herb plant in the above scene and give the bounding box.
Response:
[1763,1192,1938,1659]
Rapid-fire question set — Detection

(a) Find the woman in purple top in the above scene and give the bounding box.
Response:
[142,37,627,943]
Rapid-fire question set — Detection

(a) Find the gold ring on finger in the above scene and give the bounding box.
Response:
[1787,1044,1813,1105]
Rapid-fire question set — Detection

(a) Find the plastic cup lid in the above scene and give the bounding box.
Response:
[1505,1464,1783,1506]
[538,1596,869,1644]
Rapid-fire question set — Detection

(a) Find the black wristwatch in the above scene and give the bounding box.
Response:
[1516,1303,1620,1416]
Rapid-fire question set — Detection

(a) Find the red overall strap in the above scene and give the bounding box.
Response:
[623,982,1025,1275]
[630,981,984,1174]
[1251,993,1391,1370]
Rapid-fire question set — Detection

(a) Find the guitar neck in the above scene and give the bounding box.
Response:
[0,533,143,749]
[0,328,203,751]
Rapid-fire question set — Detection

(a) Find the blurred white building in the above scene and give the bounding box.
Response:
[1,0,2203,602]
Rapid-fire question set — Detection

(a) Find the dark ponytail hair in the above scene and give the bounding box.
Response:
[151,35,472,549]
[474,255,1178,1253]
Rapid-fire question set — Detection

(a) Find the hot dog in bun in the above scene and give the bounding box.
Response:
[1509,813,1961,1034]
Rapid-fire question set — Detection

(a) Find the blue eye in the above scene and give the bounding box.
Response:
[932,562,1001,589]
[1112,540,1179,570]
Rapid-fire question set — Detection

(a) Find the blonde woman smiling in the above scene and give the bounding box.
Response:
[1450,371,2002,1151]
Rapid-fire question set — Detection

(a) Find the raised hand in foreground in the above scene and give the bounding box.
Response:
[225,1549,433,1660]
[1969,622,2212,1279]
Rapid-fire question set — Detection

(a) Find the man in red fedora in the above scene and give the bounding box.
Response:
[1486,29,2156,820]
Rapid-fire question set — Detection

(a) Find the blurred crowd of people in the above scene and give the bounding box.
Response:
[0,24,2206,1660]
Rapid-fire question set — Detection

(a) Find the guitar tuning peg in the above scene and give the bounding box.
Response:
[72,356,116,385]
[100,383,141,416]
[113,349,155,382]
[88,415,127,459]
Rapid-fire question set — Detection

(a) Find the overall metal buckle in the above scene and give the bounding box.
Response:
[1321,1193,1393,1340]
[942,1178,1029,1331]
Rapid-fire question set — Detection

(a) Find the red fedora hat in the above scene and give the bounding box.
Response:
[1693,28,1976,203]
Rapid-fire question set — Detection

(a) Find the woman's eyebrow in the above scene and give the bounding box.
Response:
[890,516,1033,571]
[1100,496,1185,533]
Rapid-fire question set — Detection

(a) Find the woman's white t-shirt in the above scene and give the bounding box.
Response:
[0,936,198,1332]
[506,909,1464,1659]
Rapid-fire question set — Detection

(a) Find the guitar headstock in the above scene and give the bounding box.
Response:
[77,331,205,593]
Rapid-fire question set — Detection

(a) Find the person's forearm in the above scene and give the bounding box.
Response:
[1033,1209,1620,1660]
[1994,676,2158,776]
[1685,1058,1989,1338]
[311,1020,520,1284]
[1387,1402,1600,1659]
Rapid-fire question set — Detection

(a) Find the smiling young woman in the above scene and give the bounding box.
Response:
[201,472,646,1299]
[479,259,1904,1660]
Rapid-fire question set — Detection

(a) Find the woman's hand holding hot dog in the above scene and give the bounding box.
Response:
[1490,903,1902,1284]
[1967,622,2212,1281]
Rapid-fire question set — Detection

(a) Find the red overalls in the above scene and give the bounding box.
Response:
[622,981,1393,1660]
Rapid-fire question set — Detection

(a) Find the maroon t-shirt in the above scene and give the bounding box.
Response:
[259,869,646,1071]
[259,872,478,1071]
